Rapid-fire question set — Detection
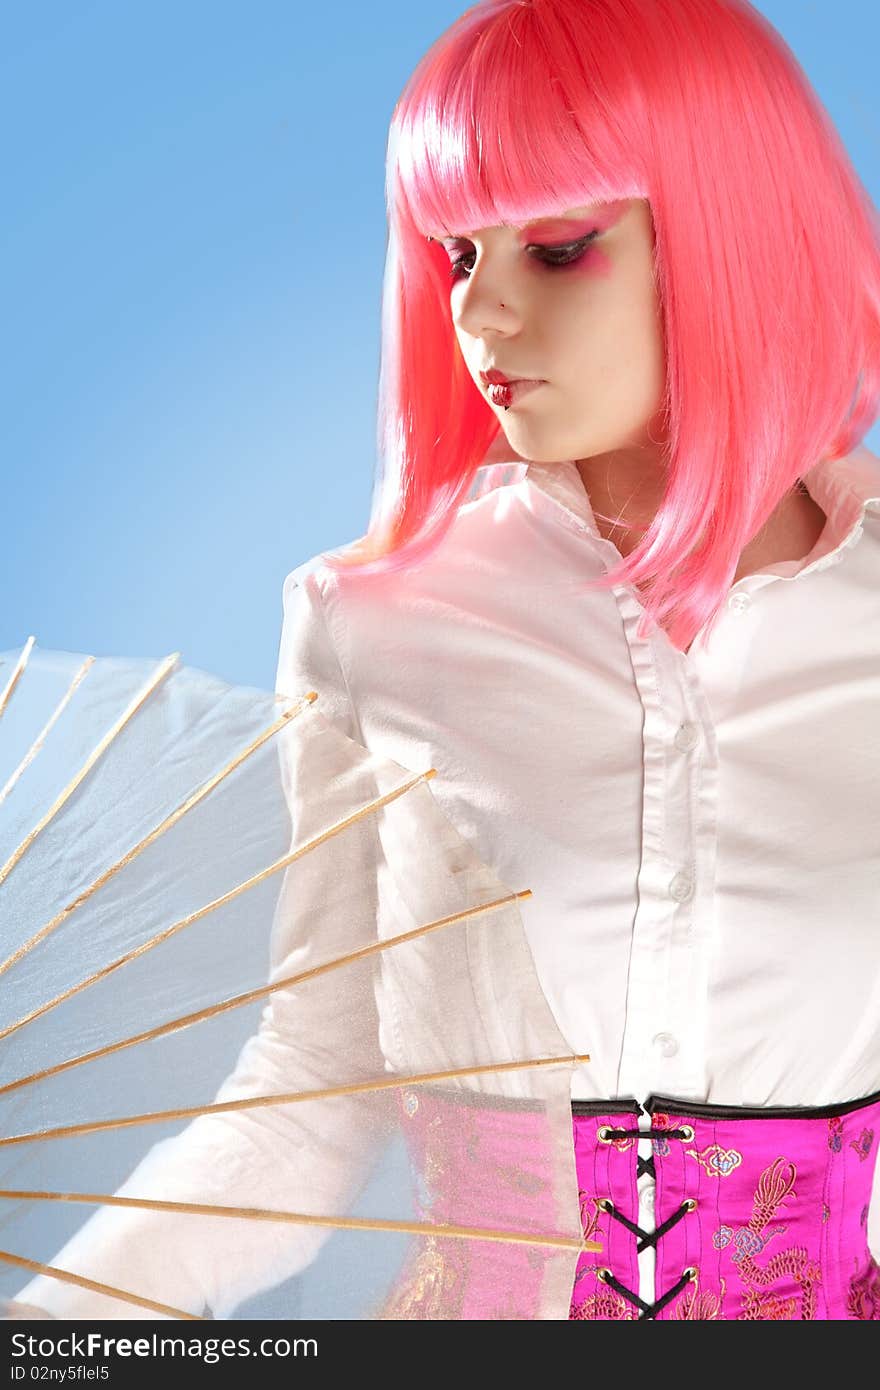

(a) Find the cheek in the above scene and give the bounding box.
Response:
[540,251,615,362]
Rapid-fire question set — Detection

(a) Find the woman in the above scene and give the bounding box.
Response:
[9,0,880,1320]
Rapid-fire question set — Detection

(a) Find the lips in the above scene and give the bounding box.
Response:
[485,378,545,408]
[481,369,528,385]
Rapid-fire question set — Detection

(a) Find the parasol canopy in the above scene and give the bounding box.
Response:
[0,639,596,1320]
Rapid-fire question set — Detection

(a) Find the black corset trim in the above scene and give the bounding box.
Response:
[643,1086,880,1121]
[571,1098,642,1116]
[571,1084,880,1122]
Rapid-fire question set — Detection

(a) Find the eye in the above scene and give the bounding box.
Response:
[447,231,600,282]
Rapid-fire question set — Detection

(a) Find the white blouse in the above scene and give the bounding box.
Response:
[14,442,880,1318]
[272,443,880,1299]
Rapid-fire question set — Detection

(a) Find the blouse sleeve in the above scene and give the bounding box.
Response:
[10,562,390,1320]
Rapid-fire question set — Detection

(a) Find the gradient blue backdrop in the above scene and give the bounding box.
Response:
[3,0,879,692]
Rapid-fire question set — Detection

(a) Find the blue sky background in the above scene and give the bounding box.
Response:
[3,0,879,694]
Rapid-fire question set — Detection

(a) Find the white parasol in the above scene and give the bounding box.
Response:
[0,638,597,1320]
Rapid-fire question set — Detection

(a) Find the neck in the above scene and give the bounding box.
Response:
[574,453,828,584]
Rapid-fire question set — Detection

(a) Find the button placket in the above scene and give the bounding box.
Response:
[616,620,707,1100]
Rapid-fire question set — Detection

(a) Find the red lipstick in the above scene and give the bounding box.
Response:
[480,368,546,408]
[488,379,545,409]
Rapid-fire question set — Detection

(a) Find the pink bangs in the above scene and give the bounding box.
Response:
[390,0,647,245]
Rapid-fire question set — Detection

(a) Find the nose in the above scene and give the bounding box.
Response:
[453,274,522,339]
[450,250,525,339]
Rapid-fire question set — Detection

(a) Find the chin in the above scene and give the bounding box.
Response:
[498,436,572,464]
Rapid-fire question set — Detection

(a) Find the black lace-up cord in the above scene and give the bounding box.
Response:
[605,1199,691,1252]
[599,1270,653,1316]
[599,1266,694,1320]
[594,1126,695,1318]
[603,1126,691,1140]
[638,1270,694,1320]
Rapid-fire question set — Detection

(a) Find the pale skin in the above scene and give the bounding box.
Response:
[429,198,828,594]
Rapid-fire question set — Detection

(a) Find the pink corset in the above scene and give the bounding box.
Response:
[384,1084,880,1320]
[570,1090,880,1320]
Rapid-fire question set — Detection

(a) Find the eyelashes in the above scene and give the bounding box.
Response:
[446,230,601,282]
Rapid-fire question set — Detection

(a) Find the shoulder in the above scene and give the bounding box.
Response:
[285,471,530,611]
[277,480,528,717]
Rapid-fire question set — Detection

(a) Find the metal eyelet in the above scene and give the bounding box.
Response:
[596,1197,614,1213]
[682,1198,698,1212]
[684,1266,699,1281]
[596,1267,612,1283]
[597,1126,614,1143]
[678,1124,695,1141]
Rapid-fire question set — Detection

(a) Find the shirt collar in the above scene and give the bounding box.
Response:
[470,445,880,554]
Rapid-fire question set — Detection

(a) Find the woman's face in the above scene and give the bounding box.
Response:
[430,198,667,465]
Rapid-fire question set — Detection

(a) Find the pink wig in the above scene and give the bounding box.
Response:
[321,0,880,653]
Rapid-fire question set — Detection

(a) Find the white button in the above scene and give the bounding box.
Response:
[728,591,752,614]
[652,1031,679,1058]
[669,871,694,902]
[674,722,699,752]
